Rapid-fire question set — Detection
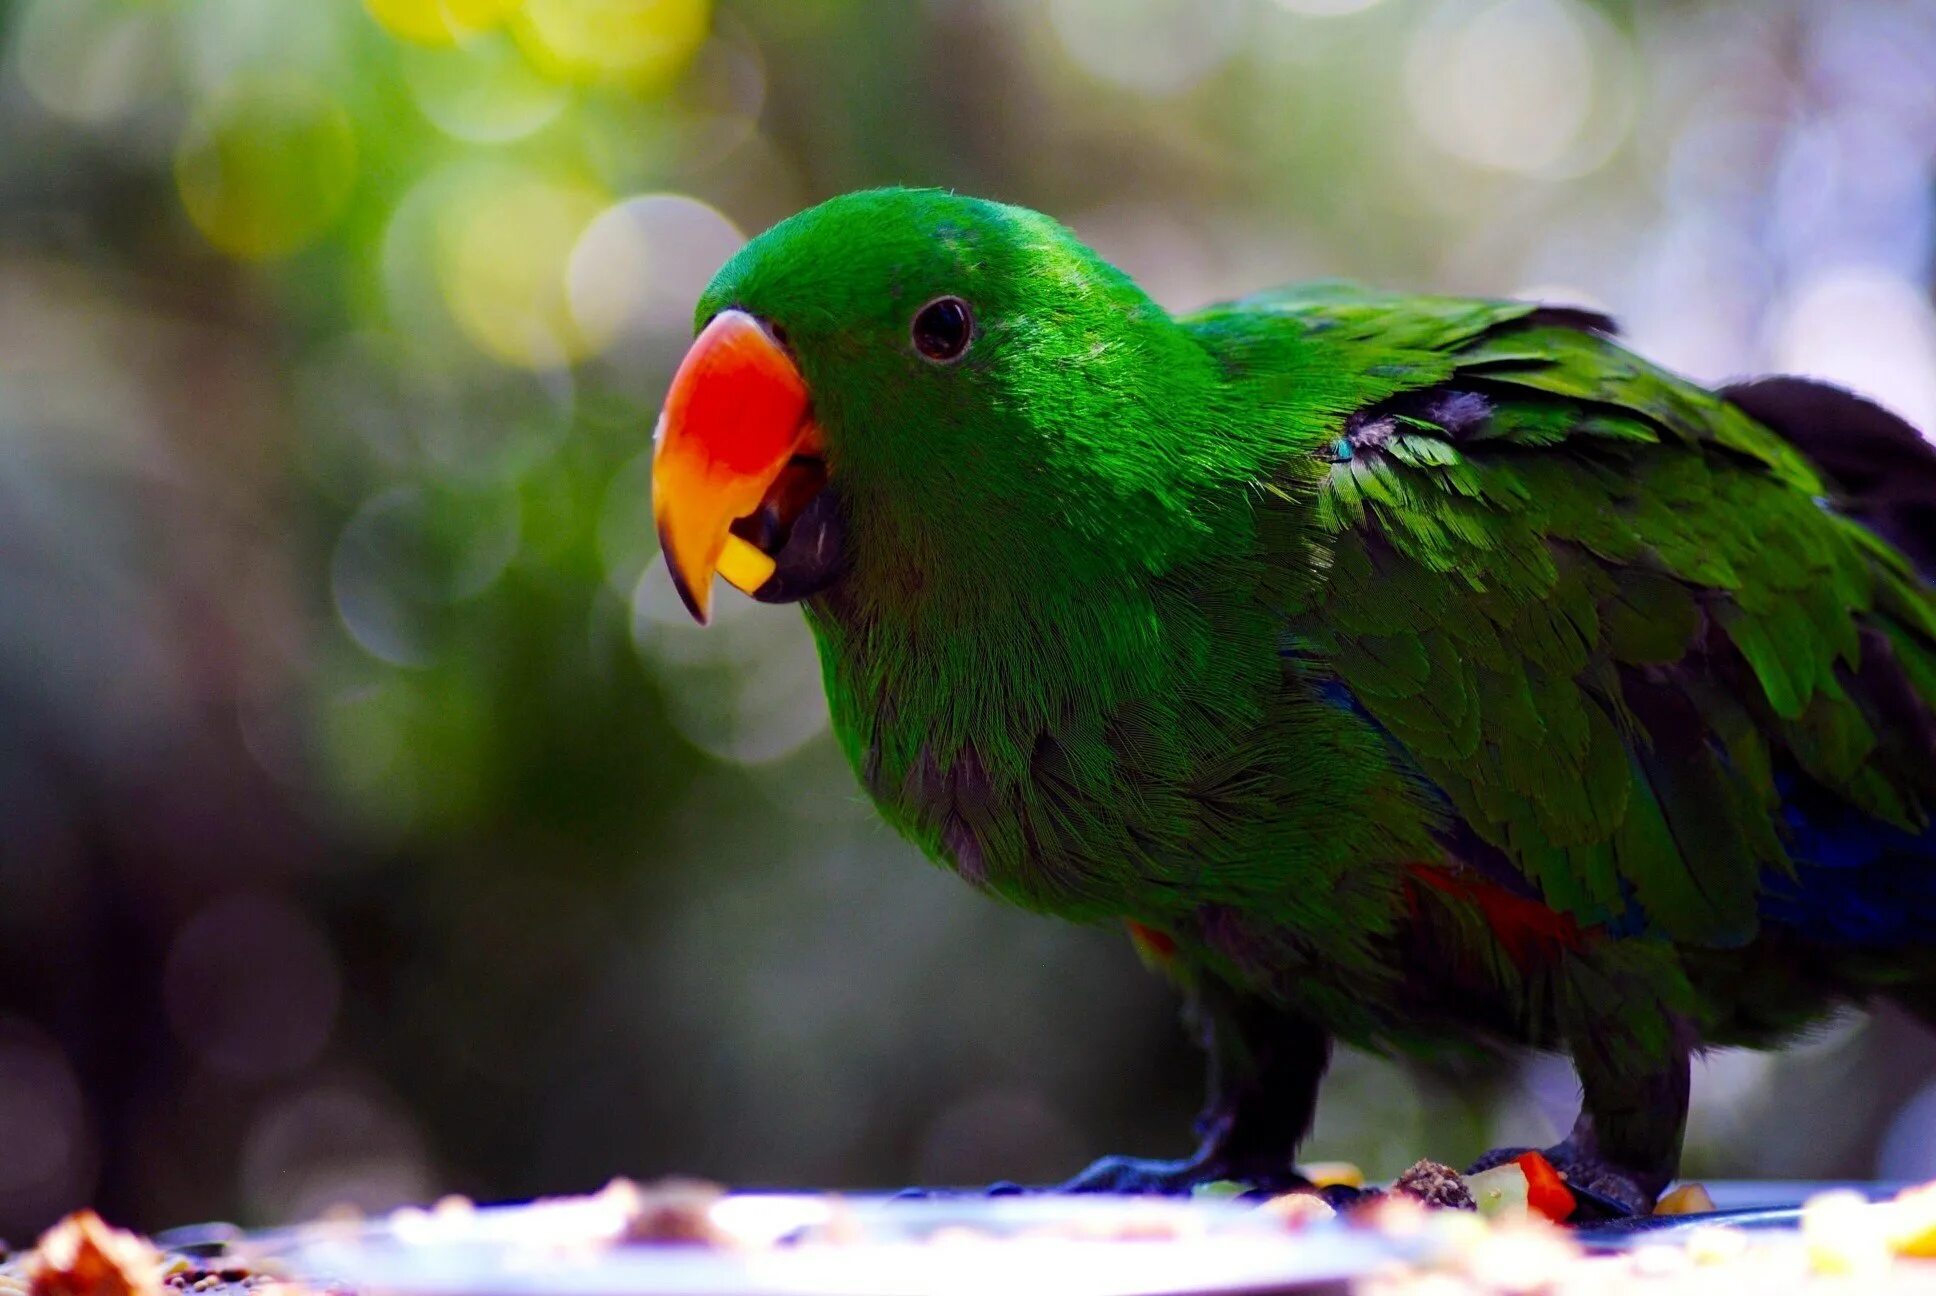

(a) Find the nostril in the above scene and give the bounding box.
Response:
[767,321,790,349]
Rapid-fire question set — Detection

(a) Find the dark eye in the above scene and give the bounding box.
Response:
[911,296,973,362]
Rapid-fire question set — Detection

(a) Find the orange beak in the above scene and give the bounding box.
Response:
[653,309,822,624]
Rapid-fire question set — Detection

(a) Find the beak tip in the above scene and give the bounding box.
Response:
[673,578,711,626]
[659,532,713,626]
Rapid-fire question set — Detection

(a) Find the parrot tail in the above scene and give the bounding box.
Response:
[1723,376,1936,578]
[1725,377,1936,1018]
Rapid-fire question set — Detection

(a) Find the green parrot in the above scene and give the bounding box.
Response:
[650,187,1936,1216]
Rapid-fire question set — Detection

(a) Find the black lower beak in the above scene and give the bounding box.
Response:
[752,485,847,605]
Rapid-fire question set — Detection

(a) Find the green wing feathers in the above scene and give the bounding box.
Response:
[1267,296,1936,949]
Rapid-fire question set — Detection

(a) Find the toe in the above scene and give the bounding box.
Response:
[1059,1155,1194,1195]
[1059,1153,1312,1197]
[1570,1171,1648,1219]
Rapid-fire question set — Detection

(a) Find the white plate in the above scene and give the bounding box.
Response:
[246,1193,1432,1296]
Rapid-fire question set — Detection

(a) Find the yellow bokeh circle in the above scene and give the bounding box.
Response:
[363,0,525,46]
[434,171,610,369]
[514,0,711,87]
[175,79,358,262]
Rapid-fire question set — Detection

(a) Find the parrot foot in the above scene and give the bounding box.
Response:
[893,1168,1360,1207]
[1058,1152,1334,1200]
[1463,1145,1650,1220]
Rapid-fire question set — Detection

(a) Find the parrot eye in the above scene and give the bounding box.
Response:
[911,296,974,362]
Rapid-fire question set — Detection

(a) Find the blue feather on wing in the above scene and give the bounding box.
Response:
[1761,777,1936,946]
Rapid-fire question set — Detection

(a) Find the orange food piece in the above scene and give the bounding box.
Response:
[1513,1151,1576,1223]
[26,1211,163,1296]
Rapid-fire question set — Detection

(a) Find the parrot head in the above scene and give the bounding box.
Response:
[650,187,1209,624]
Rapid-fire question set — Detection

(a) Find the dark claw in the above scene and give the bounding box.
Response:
[1566,1175,1649,1221]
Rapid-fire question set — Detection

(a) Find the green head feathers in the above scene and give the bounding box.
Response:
[690,187,1229,602]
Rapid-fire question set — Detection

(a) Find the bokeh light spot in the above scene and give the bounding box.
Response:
[1046,0,1246,97]
[176,0,352,92]
[435,173,610,368]
[568,193,744,351]
[1404,0,1617,177]
[364,0,524,46]
[13,0,172,126]
[514,0,712,88]
[1269,0,1386,14]
[332,486,523,665]
[163,894,343,1082]
[382,163,496,357]
[0,1020,94,1219]
[298,332,576,490]
[242,1074,430,1223]
[402,31,571,143]
[175,79,358,261]
[1773,266,1936,436]
[632,566,829,765]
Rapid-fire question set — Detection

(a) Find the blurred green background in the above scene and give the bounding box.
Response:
[1,0,1935,1240]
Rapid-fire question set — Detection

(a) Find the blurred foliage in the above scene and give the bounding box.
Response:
[0,0,1933,1239]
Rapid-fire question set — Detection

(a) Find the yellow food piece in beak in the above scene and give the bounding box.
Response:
[717,534,777,597]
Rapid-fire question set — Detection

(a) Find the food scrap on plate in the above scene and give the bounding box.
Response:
[11,1172,1936,1296]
